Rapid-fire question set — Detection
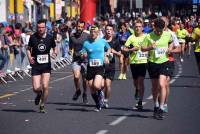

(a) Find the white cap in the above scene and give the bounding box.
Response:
[144,19,149,23]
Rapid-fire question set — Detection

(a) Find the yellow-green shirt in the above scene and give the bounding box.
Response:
[142,31,172,64]
[176,28,188,39]
[125,34,147,64]
[192,27,200,52]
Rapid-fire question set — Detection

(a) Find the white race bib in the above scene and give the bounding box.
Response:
[155,48,167,58]
[89,59,102,67]
[37,54,49,64]
[137,50,148,59]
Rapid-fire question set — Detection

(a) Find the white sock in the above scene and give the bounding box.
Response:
[155,101,159,107]
[160,104,164,110]
[104,99,108,103]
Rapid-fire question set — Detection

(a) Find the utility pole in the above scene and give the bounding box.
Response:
[14,0,17,24]
[70,0,72,17]
[130,0,133,12]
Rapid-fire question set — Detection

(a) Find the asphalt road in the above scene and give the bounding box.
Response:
[0,54,200,134]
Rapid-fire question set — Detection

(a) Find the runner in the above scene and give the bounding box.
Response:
[103,24,121,108]
[142,18,173,120]
[27,19,57,113]
[161,16,181,113]
[117,22,131,80]
[192,18,200,75]
[123,19,147,110]
[176,22,189,62]
[69,21,89,103]
[81,24,111,112]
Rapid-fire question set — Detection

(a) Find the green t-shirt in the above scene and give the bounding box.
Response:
[192,27,200,52]
[142,31,172,64]
[176,28,188,39]
[125,34,147,64]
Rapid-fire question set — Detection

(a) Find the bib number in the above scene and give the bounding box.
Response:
[155,48,167,58]
[37,54,49,64]
[137,51,148,59]
[89,59,102,67]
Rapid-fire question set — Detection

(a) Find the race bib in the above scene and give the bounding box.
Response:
[37,54,49,64]
[155,48,167,58]
[89,59,102,67]
[137,50,148,59]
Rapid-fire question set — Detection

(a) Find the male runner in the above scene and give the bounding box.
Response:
[27,19,57,113]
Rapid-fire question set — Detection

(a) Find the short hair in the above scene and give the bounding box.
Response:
[37,19,46,25]
[134,18,143,26]
[105,24,114,29]
[76,20,85,26]
[154,18,165,30]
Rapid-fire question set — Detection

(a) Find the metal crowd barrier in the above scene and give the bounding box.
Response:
[0,40,72,84]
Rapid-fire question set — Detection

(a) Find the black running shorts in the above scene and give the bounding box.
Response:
[130,63,147,79]
[194,52,200,63]
[31,64,51,76]
[148,61,172,79]
[86,66,104,81]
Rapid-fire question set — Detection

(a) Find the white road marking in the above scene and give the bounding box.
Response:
[147,95,153,100]
[170,79,176,84]
[109,113,132,126]
[96,130,108,134]
[50,75,73,83]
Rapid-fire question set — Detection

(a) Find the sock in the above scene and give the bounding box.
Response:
[91,93,98,105]
[160,104,164,110]
[155,101,159,108]
[104,99,108,103]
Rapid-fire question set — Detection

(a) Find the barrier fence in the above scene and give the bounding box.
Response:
[0,39,72,84]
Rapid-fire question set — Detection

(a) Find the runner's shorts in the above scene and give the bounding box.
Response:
[147,61,173,79]
[130,63,147,79]
[31,64,51,76]
[72,61,87,77]
[194,52,200,63]
[86,66,104,81]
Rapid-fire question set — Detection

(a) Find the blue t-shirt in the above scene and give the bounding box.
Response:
[117,31,131,46]
[82,38,110,66]
[144,26,153,33]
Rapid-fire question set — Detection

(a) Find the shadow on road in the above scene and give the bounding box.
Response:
[47,102,95,108]
[56,108,93,112]
[171,84,200,89]
[108,113,150,119]
[1,109,37,113]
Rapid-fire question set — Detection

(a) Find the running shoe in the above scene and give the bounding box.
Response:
[163,105,168,113]
[94,107,101,112]
[155,108,165,120]
[82,93,88,104]
[153,107,159,118]
[35,91,42,105]
[118,73,123,80]
[122,74,127,80]
[72,90,81,101]
[104,100,109,109]
[39,105,46,113]
[180,58,184,62]
[135,101,143,111]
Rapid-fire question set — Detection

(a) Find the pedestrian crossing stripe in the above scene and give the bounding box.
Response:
[0,93,16,99]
